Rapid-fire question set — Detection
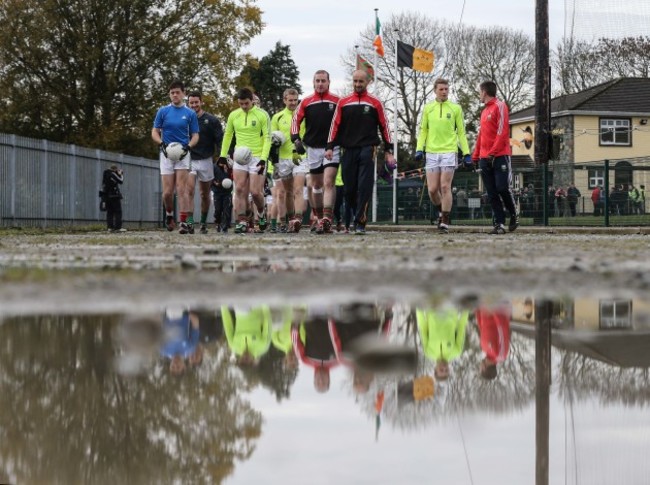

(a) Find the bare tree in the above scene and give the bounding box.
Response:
[553,36,650,96]
[343,18,535,161]
[341,11,447,157]
[446,25,535,126]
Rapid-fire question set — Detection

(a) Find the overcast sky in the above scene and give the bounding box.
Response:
[247,0,567,95]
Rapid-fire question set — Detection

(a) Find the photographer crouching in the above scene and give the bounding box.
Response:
[101,164,125,232]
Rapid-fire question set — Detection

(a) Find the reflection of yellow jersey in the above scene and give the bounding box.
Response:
[416,308,468,362]
[271,306,306,353]
[221,306,272,358]
[220,106,271,160]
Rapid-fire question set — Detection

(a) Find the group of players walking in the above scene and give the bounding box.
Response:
[151,73,518,236]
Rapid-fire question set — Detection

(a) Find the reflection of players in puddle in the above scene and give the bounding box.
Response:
[415,306,468,381]
[222,306,272,366]
[160,308,203,376]
[292,309,340,393]
[291,303,400,394]
[476,304,511,380]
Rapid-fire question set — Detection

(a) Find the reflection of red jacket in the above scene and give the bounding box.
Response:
[291,319,341,370]
[476,306,511,363]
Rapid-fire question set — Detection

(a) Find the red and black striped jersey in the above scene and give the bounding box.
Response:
[290,91,340,148]
[327,90,392,151]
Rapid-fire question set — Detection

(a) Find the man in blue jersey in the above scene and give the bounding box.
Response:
[152,80,200,233]
[187,91,223,234]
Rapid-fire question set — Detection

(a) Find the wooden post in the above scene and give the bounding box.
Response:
[535,299,552,485]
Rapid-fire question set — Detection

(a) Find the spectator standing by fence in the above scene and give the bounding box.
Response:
[567,183,581,217]
[591,186,601,216]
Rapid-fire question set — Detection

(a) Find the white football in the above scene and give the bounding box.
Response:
[233,146,253,166]
[166,142,184,162]
[271,130,286,146]
[221,177,232,189]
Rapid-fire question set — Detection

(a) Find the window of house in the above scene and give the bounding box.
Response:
[588,169,604,189]
[600,118,631,146]
[599,299,632,329]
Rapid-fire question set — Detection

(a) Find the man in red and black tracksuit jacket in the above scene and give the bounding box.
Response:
[325,70,396,234]
[292,316,341,393]
[472,80,518,234]
[290,70,341,233]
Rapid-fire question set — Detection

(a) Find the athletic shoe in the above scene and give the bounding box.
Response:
[336,221,343,232]
[179,222,190,234]
[344,226,350,234]
[438,222,449,234]
[270,225,278,233]
[490,224,506,235]
[188,223,195,234]
[436,215,442,229]
[200,224,208,234]
[509,213,520,232]
[165,216,175,232]
[117,228,127,233]
[321,217,332,234]
[215,225,221,233]
[310,219,318,233]
[315,219,324,234]
[289,218,302,233]
[257,208,268,231]
[279,224,288,233]
[354,224,366,235]
[234,221,248,234]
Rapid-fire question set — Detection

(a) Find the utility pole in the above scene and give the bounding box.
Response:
[535,0,551,226]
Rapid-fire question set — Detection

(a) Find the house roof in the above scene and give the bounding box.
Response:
[510,78,650,122]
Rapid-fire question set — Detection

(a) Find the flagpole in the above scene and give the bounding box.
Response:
[372,8,379,224]
[393,29,399,224]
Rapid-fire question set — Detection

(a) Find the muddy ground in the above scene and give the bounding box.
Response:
[0,226,649,316]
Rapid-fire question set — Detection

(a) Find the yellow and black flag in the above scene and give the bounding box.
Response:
[397,41,434,73]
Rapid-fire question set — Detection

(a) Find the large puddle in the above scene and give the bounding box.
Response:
[1,296,649,484]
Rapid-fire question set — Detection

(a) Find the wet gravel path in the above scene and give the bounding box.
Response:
[1,228,649,315]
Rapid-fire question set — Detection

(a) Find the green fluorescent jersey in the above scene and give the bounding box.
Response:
[271,108,305,160]
[416,307,468,362]
[222,306,272,359]
[416,100,470,155]
[220,106,271,160]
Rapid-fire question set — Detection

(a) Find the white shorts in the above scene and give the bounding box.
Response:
[160,152,190,175]
[274,159,295,179]
[307,146,340,172]
[425,152,457,173]
[233,156,266,176]
[189,157,214,182]
[293,157,309,176]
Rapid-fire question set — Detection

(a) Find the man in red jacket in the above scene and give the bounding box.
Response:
[472,81,518,234]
